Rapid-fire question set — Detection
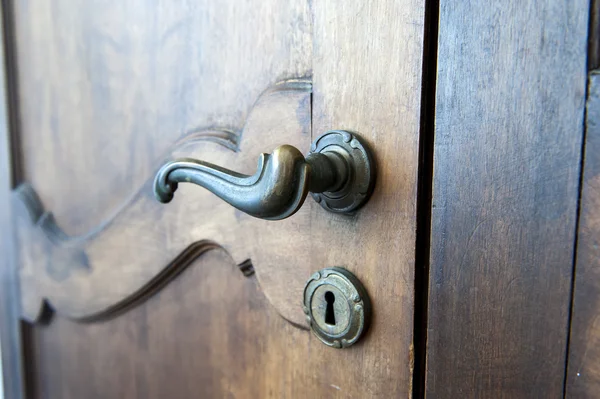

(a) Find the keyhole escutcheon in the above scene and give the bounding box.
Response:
[325,291,336,325]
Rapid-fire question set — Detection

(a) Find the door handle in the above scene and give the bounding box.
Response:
[154,130,376,220]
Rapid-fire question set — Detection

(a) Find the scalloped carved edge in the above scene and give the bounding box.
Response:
[16,128,240,247]
[17,78,311,246]
[76,240,226,322]
[14,78,312,324]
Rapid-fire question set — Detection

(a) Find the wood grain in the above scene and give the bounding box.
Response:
[565,71,600,398]
[12,0,312,236]
[0,0,24,396]
[426,0,589,397]
[14,81,319,324]
[25,249,401,399]
[589,0,600,70]
[11,0,426,328]
[311,1,426,396]
[11,0,427,397]
[9,0,316,326]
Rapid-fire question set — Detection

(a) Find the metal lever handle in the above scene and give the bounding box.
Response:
[154,130,376,220]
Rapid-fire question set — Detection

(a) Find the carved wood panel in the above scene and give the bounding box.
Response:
[15,80,316,324]
[5,0,427,397]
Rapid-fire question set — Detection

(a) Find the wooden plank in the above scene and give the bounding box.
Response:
[13,0,427,398]
[426,1,589,397]
[24,250,394,398]
[311,1,426,396]
[11,0,313,237]
[0,0,24,396]
[0,82,22,399]
[589,0,599,70]
[565,71,600,398]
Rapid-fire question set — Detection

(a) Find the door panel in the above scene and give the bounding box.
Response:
[565,5,600,395]
[310,1,426,392]
[565,71,600,398]
[5,0,427,397]
[27,250,399,398]
[426,0,589,397]
[12,0,313,235]
[13,81,317,323]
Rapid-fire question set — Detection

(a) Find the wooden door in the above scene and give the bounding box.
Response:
[0,0,426,398]
[424,1,590,398]
[0,0,596,398]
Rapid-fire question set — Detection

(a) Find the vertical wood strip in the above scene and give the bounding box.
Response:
[589,0,600,70]
[565,71,600,398]
[311,1,425,396]
[426,0,589,397]
[0,0,24,396]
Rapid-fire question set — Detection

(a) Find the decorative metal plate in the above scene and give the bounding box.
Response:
[308,130,376,214]
[303,267,371,348]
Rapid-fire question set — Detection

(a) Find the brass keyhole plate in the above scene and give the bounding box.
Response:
[303,267,371,348]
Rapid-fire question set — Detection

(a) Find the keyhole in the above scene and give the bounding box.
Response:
[324,291,336,326]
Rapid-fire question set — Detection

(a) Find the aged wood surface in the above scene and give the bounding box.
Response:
[12,0,312,236]
[311,1,426,395]
[0,0,24,397]
[566,71,600,398]
[25,250,403,398]
[11,0,426,398]
[10,0,317,326]
[426,0,588,397]
[589,0,599,70]
[14,81,320,324]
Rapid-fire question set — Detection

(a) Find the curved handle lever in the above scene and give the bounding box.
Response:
[154,130,376,220]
